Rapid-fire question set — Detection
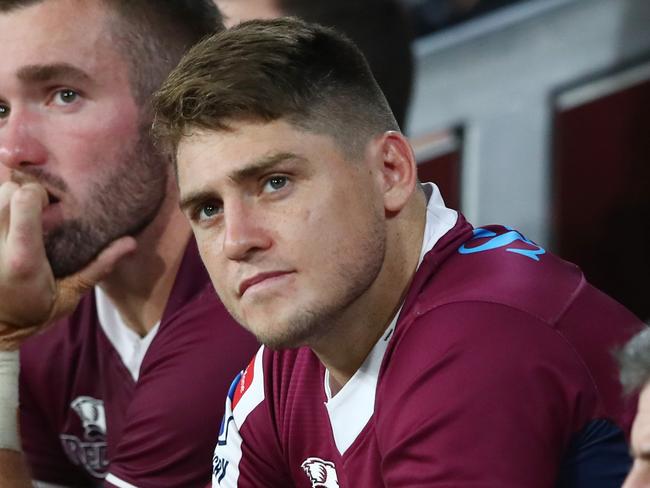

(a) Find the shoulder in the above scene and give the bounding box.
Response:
[407,223,640,378]
[377,302,598,439]
[381,291,638,431]
[416,225,583,324]
[389,301,588,382]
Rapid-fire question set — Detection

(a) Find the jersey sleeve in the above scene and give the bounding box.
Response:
[212,347,291,488]
[104,304,259,488]
[19,343,93,487]
[375,301,626,487]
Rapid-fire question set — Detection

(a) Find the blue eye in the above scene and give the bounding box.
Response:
[263,176,288,193]
[198,203,221,221]
[52,89,79,106]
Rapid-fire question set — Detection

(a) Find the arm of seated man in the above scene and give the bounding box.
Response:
[0,350,31,488]
[1,352,71,488]
[0,182,134,487]
[377,302,630,487]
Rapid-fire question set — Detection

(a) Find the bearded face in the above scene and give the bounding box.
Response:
[10,124,167,279]
[0,0,170,279]
[41,129,167,278]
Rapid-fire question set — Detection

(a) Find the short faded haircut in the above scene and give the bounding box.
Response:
[618,326,650,394]
[1,0,222,105]
[277,0,414,130]
[152,17,399,160]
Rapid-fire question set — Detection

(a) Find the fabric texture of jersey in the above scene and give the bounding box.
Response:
[19,239,259,488]
[212,188,641,487]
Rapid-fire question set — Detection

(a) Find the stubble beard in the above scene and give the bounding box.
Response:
[248,214,387,351]
[44,129,167,278]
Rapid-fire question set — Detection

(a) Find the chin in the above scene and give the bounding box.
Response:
[248,310,327,351]
[259,332,311,351]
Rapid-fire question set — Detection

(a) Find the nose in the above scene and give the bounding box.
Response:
[222,200,272,261]
[0,108,48,171]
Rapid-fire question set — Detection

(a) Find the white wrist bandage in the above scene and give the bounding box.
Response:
[0,350,20,451]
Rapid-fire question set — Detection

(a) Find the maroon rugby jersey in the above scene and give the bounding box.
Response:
[19,239,259,488]
[212,202,641,486]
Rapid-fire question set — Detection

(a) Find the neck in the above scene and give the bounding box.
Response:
[99,178,191,336]
[313,191,428,395]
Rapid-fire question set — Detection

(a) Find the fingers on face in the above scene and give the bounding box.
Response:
[0,182,19,229]
[5,183,47,276]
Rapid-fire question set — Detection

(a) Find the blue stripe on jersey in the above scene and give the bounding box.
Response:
[218,372,243,439]
[227,371,243,401]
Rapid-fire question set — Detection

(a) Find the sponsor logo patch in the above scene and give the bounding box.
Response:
[213,452,229,484]
[232,355,256,410]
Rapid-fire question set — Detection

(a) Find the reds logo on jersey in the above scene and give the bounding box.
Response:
[60,396,108,478]
[301,457,340,487]
[71,396,107,439]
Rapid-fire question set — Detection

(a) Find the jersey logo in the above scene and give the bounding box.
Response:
[60,396,108,478]
[71,396,107,439]
[301,457,340,487]
[458,227,546,261]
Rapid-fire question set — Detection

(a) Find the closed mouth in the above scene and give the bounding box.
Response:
[239,271,294,296]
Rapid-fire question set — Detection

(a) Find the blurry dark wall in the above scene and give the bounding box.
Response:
[553,72,650,321]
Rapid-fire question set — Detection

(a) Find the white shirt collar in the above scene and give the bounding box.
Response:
[95,287,161,381]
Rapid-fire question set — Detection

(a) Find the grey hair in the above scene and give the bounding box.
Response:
[618,326,650,394]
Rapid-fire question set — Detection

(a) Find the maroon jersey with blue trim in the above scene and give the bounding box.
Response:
[19,240,259,488]
[213,217,641,487]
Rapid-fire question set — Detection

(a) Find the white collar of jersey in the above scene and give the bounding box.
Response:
[95,287,161,382]
[323,182,457,455]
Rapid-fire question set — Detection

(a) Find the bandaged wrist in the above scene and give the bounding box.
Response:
[0,350,20,451]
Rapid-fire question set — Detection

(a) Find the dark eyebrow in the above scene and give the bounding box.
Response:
[17,63,92,85]
[179,152,304,213]
[229,152,304,183]
[179,189,219,215]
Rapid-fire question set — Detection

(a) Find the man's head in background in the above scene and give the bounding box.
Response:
[153,18,423,349]
[619,327,650,488]
[0,0,220,277]
[215,0,414,130]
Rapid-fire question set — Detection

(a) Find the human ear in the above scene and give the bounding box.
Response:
[374,131,418,213]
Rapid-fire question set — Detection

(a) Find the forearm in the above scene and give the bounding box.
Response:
[0,351,31,488]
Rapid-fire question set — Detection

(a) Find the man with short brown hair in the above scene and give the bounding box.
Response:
[154,18,642,487]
